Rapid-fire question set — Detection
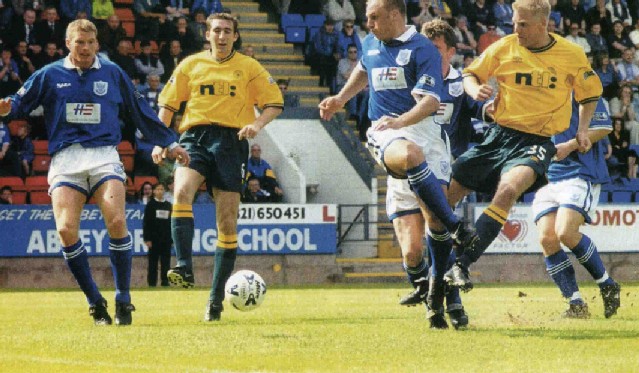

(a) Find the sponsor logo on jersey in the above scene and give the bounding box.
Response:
[584,70,596,80]
[371,67,408,91]
[56,83,71,89]
[268,76,276,84]
[448,81,463,96]
[17,87,27,96]
[93,81,108,96]
[66,103,101,124]
[395,49,412,66]
[418,74,435,87]
[514,71,557,89]
[592,111,609,121]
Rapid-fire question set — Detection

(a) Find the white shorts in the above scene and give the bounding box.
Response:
[372,118,452,220]
[532,178,601,224]
[367,117,452,179]
[48,144,126,196]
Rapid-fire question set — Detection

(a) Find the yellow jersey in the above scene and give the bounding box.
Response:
[159,50,284,133]
[463,33,602,137]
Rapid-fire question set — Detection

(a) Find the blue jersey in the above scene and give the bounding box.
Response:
[6,56,177,155]
[547,98,611,184]
[360,26,443,121]
[434,67,485,158]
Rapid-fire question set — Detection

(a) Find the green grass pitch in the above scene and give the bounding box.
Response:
[1,283,638,373]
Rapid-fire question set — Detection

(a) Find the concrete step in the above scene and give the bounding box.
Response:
[274,75,320,86]
[242,23,279,32]
[234,12,269,23]
[337,258,404,282]
[258,53,305,63]
[241,32,284,44]
[227,2,261,13]
[300,97,320,107]
[263,63,311,76]
[250,43,295,54]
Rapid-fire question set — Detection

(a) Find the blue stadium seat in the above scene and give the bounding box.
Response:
[285,26,306,43]
[610,191,633,203]
[304,14,326,28]
[599,190,609,203]
[308,26,321,41]
[281,13,305,30]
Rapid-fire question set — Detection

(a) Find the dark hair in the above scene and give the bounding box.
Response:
[276,78,289,86]
[0,185,12,193]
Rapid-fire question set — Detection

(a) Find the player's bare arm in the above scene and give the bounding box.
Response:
[319,68,368,121]
[0,97,12,116]
[462,75,493,101]
[576,101,597,153]
[238,106,283,140]
[374,94,440,131]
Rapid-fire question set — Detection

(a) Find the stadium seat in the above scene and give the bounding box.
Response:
[0,176,27,204]
[32,140,48,155]
[115,7,135,22]
[118,141,135,173]
[133,176,158,193]
[25,176,50,204]
[122,21,135,37]
[285,27,306,43]
[308,27,321,41]
[32,154,52,174]
[304,14,326,28]
[29,191,52,204]
[134,40,160,55]
[281,13,305,30]
[114,0,134,4]
[610,191,633,203]
[599,191,609,203]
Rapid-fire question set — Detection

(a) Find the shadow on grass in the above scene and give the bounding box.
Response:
[469,327,639,340]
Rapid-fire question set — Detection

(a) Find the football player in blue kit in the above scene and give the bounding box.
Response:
[319,0,477,328]
[532,98,621,319]
[0,19,190,326]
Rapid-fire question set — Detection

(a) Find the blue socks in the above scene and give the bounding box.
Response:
[403,257,429,287]
[545,250,582,304]
[63,240,103,306]
[171,204,194,270]
[407,162,459,232]
[570,235,615,288]
[109,235,132,304]
[427,229,452,281]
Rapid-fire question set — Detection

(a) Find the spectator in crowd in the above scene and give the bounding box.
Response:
[595,53,619,101]
[336,44,366,124]
[142,74,163,113]
[246,143,284,202]
[137,181,154,205]
[270,0,291,15]
[322,0,356,32]
[143,182,173,287]
[92,0,115,29]
[165,0,192,21]
[277,78,299,108]
[241,177,271,203]
[135,40,164,85]
[477,21,501,54]
[0,0,12,32]
[10,122,34,177]
[60,0,92,24]
[288,0,322,15]
[0,47,22,98]
[615,49,639,91]
[310,18,339,91]
[14,41,35,83]
[606,0,632,28]
[76,10,91,21]
[411,0,452,29]
[111,38,137,81]
[565,23,591,54]
[9,8,41,56]
[97,14,127,58]
[160,39,183,82]
[0,185,12,204]
[453,16,476,66]
[168,16,201,56]
[609,84,639,145]
[493,0,513,35]
[134,0,165,42]
[337,19,361,59]
[189,8,207,46]
[11,1,45,18]
[608,117,638,178]
[0,120,21,177]
[586,23,608,56]
[33,41,63,69]
[35,7,66,50]
[191,0,224,15]
[629,18,639,61]
[548,0,563,35]
[607,20,633,61]
[467,0,494,39]
[561,0,586,33]
[585,0,611,37]
[241,44,256,59]
[163,176,174,203]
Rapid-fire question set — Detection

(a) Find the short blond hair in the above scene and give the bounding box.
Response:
[66,19,98,40]
[512,0,551,21]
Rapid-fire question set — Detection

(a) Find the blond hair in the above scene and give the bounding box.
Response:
[512,0,551,21]
[66,19,98,40]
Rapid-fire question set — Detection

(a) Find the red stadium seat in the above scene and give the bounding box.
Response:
[122,21,135,37]
[32,154,52,174]
[32,140,49,155]
[0,176,27,204]
[29,191,52,204]
[118,141,135,173]
[133,176,158,192]
[25,176,49,192]
[115,7,135,22]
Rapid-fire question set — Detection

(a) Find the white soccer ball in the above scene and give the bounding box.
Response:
[225,270,267,311]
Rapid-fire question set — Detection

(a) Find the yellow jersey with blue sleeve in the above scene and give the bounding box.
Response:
[159,50,284,133]
[463,33,602,137]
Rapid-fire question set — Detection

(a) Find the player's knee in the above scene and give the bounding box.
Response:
[104,214,127,234]
[174,187,196,205]
[404,142,425,168]
[403,250,423,267]
[557,229,580,249]
[539,233,560,254]
[495,182,521,205]
[57,225,79,245]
